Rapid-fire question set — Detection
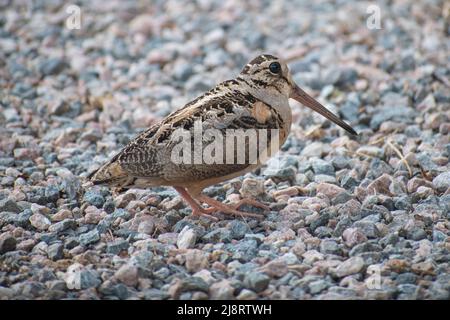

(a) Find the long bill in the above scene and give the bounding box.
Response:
[290,84,357,135]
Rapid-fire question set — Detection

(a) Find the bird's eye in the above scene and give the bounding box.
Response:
[269,62,281,74]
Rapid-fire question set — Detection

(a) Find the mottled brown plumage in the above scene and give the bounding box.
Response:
[88,54,356,218]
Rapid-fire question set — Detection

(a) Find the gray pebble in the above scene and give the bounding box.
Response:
[0,233,16,254]
[244,272,270,293]
[39,58,66,76]
[203,228,232,243]
[48,219,77,233]
[106,239,129,255]
[432,172,450,192]
[0,198,22,213]
[228,220,250,240]
[47,242,64,261]
[79,229,100,246]
[83,190,105,208]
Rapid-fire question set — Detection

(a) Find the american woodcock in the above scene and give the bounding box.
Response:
[88,54,357,219]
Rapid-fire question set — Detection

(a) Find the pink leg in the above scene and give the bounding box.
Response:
[195,194,264,219]
[173,186,218,220]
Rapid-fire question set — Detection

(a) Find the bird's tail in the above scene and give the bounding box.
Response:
[86,161,131,187]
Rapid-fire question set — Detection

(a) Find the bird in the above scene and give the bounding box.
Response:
[87,54,356,219]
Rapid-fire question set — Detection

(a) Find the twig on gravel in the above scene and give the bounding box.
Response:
[386,139,413,178]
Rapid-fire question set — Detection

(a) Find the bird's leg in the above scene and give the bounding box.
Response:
[202,198,270,214]
[173,186,218,220]
[194,194,264,219]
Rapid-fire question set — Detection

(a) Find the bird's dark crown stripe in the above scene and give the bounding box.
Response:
[248,54,278,66]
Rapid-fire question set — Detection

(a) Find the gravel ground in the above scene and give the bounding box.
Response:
[0,0,449,300]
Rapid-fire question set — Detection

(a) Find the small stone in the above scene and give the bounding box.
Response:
[316,182,346,199]
[185,249,209,273]
[341,175,358,189]
[52,209,72,222]
[64,237,79,249]
[309,212,330,231]
[411,261,436,276]
[49,100,70,116]
[114,264,139,287]
[79,229,100,246]
[230,240,259,262]
[357,146,384,158]
[272,186,299,199]
[21,282,45,297]
[385,259,410,273]
[244,272,270,293]
[47,242,64,261]
[209,279,234,300]
[129,14,155,36]
[309,280,329,294]
[406,227,427,241]
[432,172,450,192]
[29,213,51,231]
[160,197,184,211]
[203,228,232,243]
[16,239,36,251]
[228,220,250,240]
[177,226,197,249]
[244,233,265,245]
[367,174,392,195]
[129,250,154,269]
[64,263,101,290]
[370,105,416,129]
[0,286,14,298]
[115,193,137,208]
[83,190,105,208]
[414,186,434,199]
[352,221,381,239]
[193,270,215,285]
[30,203,51,215]
[396,272,417,285]
[44,185,60,203]
[335,257,365,277]
[84,206,106,224]
[407,177,432,193]
[239,178,265,198]
[157,232,177,245]
[39,58,66,76]
[169,277,209,298]
[342,228,368,247]
[182,277,210,292]
[137,220,155,235]
[260,260,288,278]
[263,156,298,180]
[172,63,194,81]
[394,196,412,210]
[106,239,129,255]
[48,219,76,233]
[0,232,16,254]
[0,198,21,213]
[302,250,325,265]
[314,175,337,184]
[311,159,335,175]
[236,289,258,300]
[320,239,342,255]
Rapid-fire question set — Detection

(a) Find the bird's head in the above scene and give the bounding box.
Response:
[239,54,357,135]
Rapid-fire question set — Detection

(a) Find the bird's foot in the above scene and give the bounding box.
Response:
[196,194,264,219]
[173,186,219,221]
[174,186,265,220]
[191,207,219,221]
